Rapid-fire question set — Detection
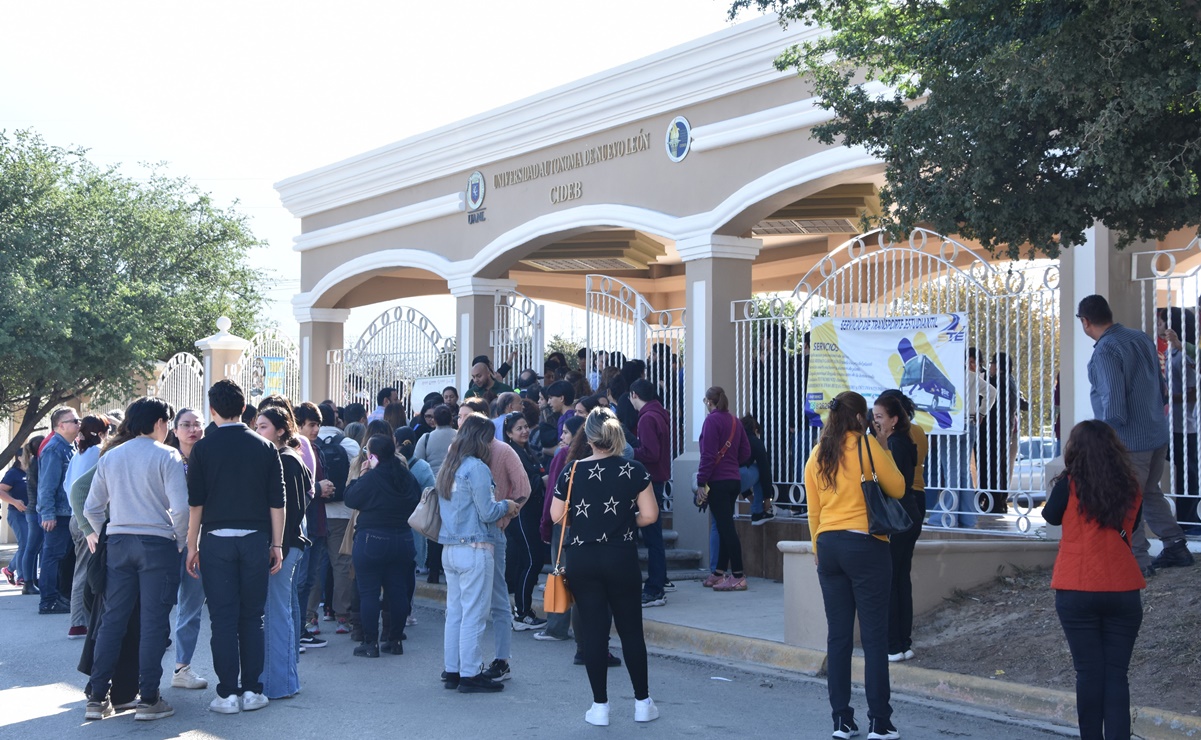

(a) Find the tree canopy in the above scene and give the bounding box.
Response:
[730,0,1201,257]
[0,130,268,468]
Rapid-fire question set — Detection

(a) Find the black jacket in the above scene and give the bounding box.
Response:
[344,459,421,531]
[280,448,313,557]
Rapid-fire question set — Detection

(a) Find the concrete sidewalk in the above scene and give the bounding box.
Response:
[415,574,1201,740]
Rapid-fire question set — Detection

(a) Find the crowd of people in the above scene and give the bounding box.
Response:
[0,295,1194,738]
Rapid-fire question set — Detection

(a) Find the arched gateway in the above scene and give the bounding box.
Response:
[276,14,1195,573]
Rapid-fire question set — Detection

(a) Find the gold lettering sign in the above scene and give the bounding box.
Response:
[493,129,654,189]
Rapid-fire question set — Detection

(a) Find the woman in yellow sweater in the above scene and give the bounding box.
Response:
[804,391,906,740]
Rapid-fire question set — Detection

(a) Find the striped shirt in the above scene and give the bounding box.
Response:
[1087,323,1170,452]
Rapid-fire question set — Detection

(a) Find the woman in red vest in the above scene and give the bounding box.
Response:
[1044,420,1146,740]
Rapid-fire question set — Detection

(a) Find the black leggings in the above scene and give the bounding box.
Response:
[565,545,649,704]
[887,517,922,654]
[505,496,547,615]
[708,479,744,575]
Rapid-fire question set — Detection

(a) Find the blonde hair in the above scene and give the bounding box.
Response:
[584,406,625,454]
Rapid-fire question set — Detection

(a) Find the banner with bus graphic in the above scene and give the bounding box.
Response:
[807,313,967,433]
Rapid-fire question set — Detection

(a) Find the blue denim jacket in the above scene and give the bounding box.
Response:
[37,432,75,522]
[437,457,510,545]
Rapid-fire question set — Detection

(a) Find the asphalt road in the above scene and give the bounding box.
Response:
[0,587,1070,739]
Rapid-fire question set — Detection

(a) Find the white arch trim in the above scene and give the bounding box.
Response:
[462,204,687,277]
[294,146,887,316]
[293,248,457,318]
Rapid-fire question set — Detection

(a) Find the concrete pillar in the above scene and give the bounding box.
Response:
[194,317,251,422]
[1058,225,1153,437]
[448,277,515,393]
[296,308,350,403]
[672,235,762,562]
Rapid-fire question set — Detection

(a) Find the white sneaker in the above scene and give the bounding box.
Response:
[903,649,915,660]
[585,702,610,726]
[171,665,208,689]
[634,697,659,722]
[406,614,418,626]
[887,652,906,663]
[209,694,241,714]
[240,691,268,712]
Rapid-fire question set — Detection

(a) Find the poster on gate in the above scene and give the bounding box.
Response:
[261,356,287,398]
[806,314,967,433]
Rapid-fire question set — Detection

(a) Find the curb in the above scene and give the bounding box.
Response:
[414,581,1201,738]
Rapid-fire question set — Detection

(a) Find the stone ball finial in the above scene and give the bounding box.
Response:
[216,316,232,333]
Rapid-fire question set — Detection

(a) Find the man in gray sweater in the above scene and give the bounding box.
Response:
[83,397,188,722]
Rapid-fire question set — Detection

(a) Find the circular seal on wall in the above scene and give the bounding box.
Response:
[665,116,691,162]
[466,170,486,211]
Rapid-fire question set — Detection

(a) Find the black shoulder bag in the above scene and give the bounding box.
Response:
[858,435,913,536]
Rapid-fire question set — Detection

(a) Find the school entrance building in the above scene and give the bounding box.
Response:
[276,14,1200,578]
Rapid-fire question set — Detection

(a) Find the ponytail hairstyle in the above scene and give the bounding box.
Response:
[704,386,729,412]
[583,406,626,454]
[77,415,110,453]
[1059,420,1139,531]
[436,414,495,500]
[815,391,868,488]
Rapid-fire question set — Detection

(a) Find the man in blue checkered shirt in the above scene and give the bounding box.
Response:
[1078,294,1195,574]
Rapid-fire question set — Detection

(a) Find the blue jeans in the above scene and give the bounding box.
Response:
[21,515,43,587]
[39,515,72,608]
[1056,590,1142,740]
[7,507,27,581]
[741,465,765,515]
[89,535,181,702]
[261,547,301,698]
[175,551,206,665]
[353,529,415,643]
[816,530,893,725]
[489,535,512,661]
[200,530,270,698]
[413,533,428,574]
[443,544,494,677]
[926,429,978,528]
[640,481,667,597]
[298,535,327,624]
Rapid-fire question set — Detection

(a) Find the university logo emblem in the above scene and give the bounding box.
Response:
[466,171,486,211]
[665,116,690,162]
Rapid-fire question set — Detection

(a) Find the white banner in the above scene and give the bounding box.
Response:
[807,314,967,433]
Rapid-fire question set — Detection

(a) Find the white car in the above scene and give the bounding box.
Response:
[1009,436,1059,505]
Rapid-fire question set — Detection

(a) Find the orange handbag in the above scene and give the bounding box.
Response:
[543,462,577,614]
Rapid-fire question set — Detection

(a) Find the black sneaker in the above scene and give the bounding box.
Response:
[299,632,327,648]
[1141,563,1158,578]
[353,641,379,658]
[441,671,460,690]
[381,640,404,655]
[458,674,505,693]
[481,659,511,681]
[1152,539,1195,569]
[512,611,547,631]
[39,602,70,615]
[641,592,666,608]
[663,580,676,592]
[867,717,899,739]
[751,511,775,526]
[832,716,859,738]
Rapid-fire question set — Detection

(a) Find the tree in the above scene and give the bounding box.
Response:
[0,130,268,469]
[730,0,1201,257]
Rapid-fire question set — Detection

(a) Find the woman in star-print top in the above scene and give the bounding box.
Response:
[550,407,660,727]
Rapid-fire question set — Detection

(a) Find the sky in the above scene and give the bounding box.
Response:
[0,0,748,344]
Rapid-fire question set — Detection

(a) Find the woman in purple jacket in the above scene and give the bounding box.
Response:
[697,387,751,592]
